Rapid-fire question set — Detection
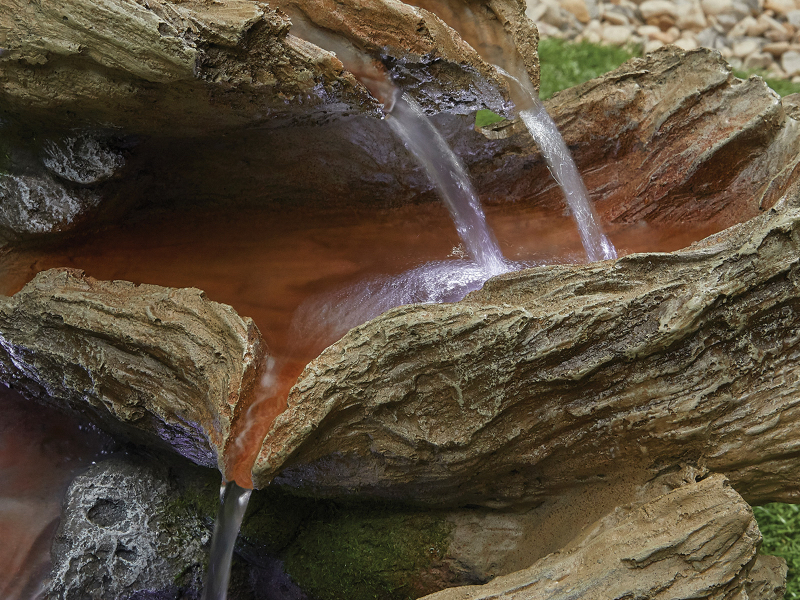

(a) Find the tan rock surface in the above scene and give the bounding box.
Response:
[0,0,523,135]
[421,475,761,600]
[0,268,267,474]
[253,195,800,515]
[540,47,800,229]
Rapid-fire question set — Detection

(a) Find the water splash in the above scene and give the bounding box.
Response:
[201,481,252,600]
[387,94,509,275]
[291,257,534,354]
[496,67,617,262]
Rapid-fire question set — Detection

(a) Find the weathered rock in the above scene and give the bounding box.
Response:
[0,268,267,473]
[253,195,800,517]
[0,0,524,134]
[0,173,99,245]
[46,452,311,600]
[46,455,210,600]
[537,46,800,229]
[746,554,788,600]
[419,475,762,600]
[0,0,543,242]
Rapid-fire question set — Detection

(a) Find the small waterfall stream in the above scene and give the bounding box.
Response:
[495,67,617,261]
[386,93,509,276]
[201,481,252,600]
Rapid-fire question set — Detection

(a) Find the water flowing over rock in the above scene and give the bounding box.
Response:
[2,0,800,593]
[0,268,267,473]
[253,196,800,515]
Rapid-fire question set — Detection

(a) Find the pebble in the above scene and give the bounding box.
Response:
[639,0,679,18]
[528,0,800,82]
[602,23,636,43]
[765,0,797,15]
[782,48,800,74]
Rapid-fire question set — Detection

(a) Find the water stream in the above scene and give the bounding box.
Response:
[386,94,509,276]
[495,67,617,261]
[201,481,253,600]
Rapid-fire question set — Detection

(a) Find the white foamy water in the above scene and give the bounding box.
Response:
[290,257,533,354]
[387,94,510,276]
[496,67,617,262]
[201,481,252,600]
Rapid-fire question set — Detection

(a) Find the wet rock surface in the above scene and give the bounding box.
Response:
[474,45,800,230]
[254,193,800,509]
[0,268,267,474]
[0,0,539,239]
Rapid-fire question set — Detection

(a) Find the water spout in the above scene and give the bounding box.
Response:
[201,481,252,600]
[496,67,617,262]
[387,94,509,276]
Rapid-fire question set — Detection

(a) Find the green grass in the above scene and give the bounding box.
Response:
[754,503,800,599]
[535,39,800,99]
[537,37,641,100]
[734,68,800,97]
[475,109,507,128]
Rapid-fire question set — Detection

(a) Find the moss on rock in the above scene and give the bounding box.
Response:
[282,502,454,600]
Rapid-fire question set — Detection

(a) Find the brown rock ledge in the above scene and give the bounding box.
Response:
[0,268,266,473]
[420,475,762,600]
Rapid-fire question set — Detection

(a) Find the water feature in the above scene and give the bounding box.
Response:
[201,481,253,600]
[495,67,617,261]
[386,93,509,276]
[208,68,517,599]
[402,0,616,262]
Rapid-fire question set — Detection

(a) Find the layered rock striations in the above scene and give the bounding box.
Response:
[255,196,800,510]
[421,475,763,600]
[0,268,266,473]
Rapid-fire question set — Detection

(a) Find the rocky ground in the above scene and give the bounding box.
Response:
[526,0,800,80]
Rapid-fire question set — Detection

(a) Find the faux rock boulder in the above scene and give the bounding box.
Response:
[46,455,210,600]
[0,0,539,243]
[420,475,763,600]
[0,268,267,473]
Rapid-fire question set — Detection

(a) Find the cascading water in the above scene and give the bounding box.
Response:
[386,93,509,276]
[202,6,608,597]
[201,481,252,600]
[495,67,617,262]
[401,0,616,262]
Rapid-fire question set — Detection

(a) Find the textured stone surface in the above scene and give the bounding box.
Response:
[746,554,788,600]
[0,0,522,134]
[0,268,267,473]
[475,46,800,231]
[46,455,210,600]
[420,475,762,600]
[253,196,800,514]
[0,0,542,242]
[0,173,99,244]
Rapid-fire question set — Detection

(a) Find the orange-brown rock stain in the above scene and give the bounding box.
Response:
[0,200,730,490]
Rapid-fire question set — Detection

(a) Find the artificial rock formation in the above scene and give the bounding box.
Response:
[0,0,538,243]
[421,475,762,600]
[0,268,266,473]
[254,195,800,506]
[473,46,800,231]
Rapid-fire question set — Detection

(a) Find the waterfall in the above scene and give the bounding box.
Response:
[495,67,617,262]
[387,93,510,276]
[201,481,252,600]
